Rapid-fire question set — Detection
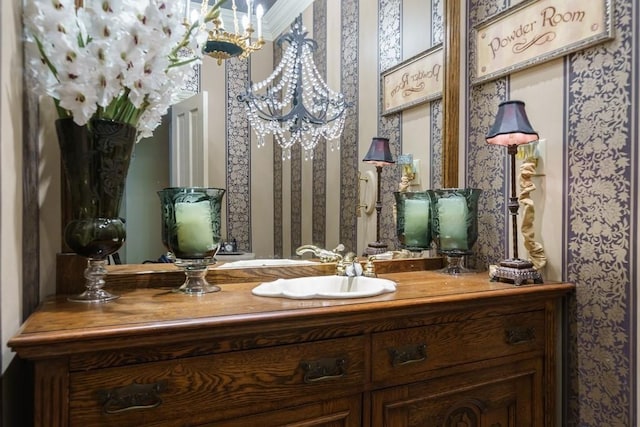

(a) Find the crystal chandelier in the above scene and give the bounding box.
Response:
[185,0,265,65]
[238,15,350,160]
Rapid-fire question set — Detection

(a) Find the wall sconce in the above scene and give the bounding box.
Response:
[486,100,544,285]
[362,137,395,255]
[357,171,376,217]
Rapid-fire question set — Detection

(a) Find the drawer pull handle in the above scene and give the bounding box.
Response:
[98,380,167,414]
[505,327,536,345]
[300,357,347,383]
[389,343,427,367]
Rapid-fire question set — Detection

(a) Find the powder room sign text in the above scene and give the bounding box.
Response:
[382,44,443,115]
[473,0,613,84]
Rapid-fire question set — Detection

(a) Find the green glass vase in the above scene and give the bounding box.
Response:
[427,188,482,275]
[158,187,226,295]
[56,117,136,302]
[394,191,432,252]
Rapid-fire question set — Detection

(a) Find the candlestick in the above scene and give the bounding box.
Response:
[183,0,189,24]
[232,0,239,34]
[256,4,263,39]
[246,0,252,29]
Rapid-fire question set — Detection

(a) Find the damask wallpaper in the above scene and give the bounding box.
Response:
[565,0,636,423]
[312,0,328,249]
[466,0,638,424]
[339,0,360,252]
[225,59,252,251]
[377,0,404,248]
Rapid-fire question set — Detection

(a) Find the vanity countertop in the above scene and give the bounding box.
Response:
[9,270,574,360]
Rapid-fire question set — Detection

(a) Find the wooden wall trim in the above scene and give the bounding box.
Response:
[22,45,40,319]
[442,0,460,189]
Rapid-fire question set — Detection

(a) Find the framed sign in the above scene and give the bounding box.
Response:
[473,0,614,85]
[381,44,443,116]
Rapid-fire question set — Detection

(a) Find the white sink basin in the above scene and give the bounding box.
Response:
[251,276,397,299]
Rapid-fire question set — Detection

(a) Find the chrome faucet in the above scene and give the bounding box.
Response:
[295,243,345,263]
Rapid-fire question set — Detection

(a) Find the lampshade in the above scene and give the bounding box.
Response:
[363,137,395,166]
[486,100,539,146]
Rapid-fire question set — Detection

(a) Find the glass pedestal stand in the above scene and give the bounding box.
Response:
[364,242,388,256]
[437,251,476,275]
[490,258,543,286]
[68,259,119,303]
[173,257,220,295]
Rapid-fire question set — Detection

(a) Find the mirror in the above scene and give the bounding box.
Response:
[26,0,460,272]
[119,0,461,264]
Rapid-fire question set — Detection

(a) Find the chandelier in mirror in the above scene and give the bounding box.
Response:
[183,0,265,65]
[239,15,351,160]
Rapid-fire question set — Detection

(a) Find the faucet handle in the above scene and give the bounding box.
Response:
[364,257,377,277]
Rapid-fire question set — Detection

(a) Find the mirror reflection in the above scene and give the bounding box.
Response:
[121,0,447,265]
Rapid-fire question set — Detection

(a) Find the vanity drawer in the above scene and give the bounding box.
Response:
[68,336,365,427]
[371,310,546,384]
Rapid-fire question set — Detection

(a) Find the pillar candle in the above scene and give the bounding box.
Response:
[437,196,468,250]
[175,201,215,254]
[403,198,430,247]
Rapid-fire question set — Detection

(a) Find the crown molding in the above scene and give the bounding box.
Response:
[261,0,314,40]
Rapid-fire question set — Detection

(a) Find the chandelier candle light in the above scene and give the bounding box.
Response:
[486,100,544,285]
[198,0,265,65]
[239,15,350,160]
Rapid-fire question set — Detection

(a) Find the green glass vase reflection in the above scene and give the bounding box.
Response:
[427,188,482,275]
[56,118,136,303]
[394,191,432,252]
[158,187,226,295]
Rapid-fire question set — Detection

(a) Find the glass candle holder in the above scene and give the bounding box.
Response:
[427,188,482,275]
[394,191,432,252]
[158,187,225,295]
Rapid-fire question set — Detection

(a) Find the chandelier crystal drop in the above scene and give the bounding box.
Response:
[238,15,350,160]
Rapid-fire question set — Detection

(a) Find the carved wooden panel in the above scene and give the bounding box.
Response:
[372,358,542,426]
[34,359,69,427]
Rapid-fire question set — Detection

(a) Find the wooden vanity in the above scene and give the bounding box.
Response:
[10,268,573,426]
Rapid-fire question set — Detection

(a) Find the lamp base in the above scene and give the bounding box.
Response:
[490,258,543,286]
[364,242,388,256]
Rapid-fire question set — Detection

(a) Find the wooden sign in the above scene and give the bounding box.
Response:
[381,44,443,115]
[473,0,613,84]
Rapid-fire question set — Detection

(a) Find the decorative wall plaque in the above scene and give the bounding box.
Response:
[473,0,614,84]
[381,44,443,115]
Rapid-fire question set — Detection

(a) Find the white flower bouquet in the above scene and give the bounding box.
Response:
[24,0,222,139]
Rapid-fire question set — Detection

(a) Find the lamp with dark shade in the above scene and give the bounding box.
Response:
[486,100,543,285]
[363,137,395,255]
